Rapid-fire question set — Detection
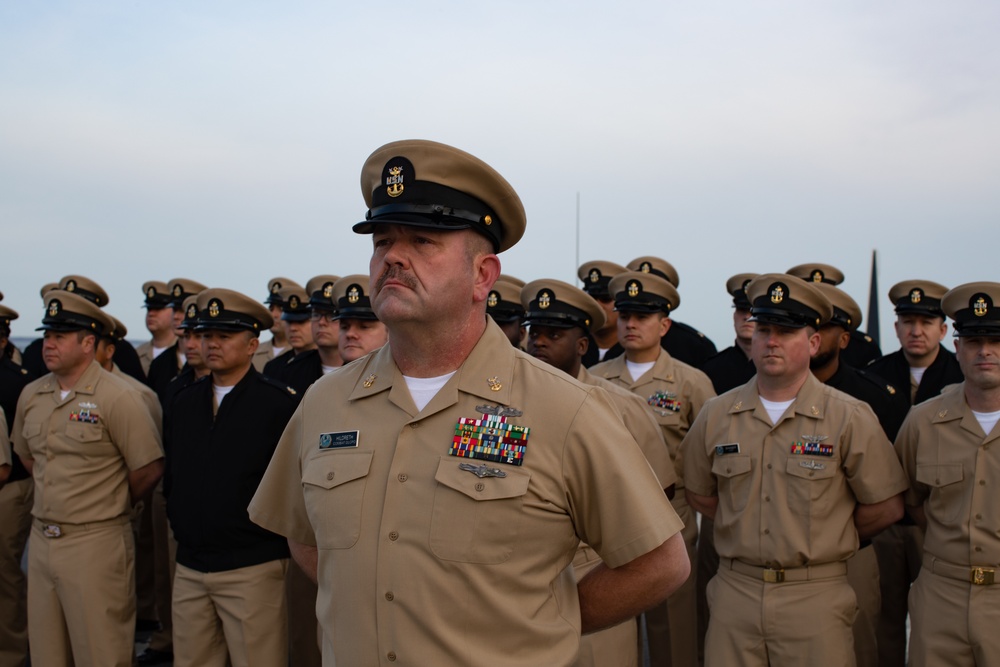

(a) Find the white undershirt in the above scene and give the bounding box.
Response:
[272,345,288,357]
[910,366,927,386]
[321,365,339,375]
[760,397,795,425]
[626,360,656,382]
[598,347,611,361]
[151,344,170,360]
[972,409,1000,437]
[403,372,457,412]
[60,389,71,401]
[213,384,235,408]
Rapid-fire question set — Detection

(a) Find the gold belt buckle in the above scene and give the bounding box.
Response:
[42,524,62,538]
[763,568,785,583]
[971,567,994,585]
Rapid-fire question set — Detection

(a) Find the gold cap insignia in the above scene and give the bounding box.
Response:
[348,286,360,304]
[172,284,183,297]
[770,285,784,304]
[910,288,922,304]
[208,299,221,317]
[186,304,197,319]
[974,296,988,317]
[289,295,299,309]
[589,269,600,283]
[483,215,492,226]
[639,262,652,273]
[322,283,334,298]
[811,270,823,282]
[538,290,551,309]
[66,280,76,292]
[386,164,404,198]
[146,286,155,298]
[48,300,60,317]
[487,291,499,308]
[627,281,640,298]
[271,282,281,293]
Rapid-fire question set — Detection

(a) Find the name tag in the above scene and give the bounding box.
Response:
[715,443,740,456]
[319,431,359,450]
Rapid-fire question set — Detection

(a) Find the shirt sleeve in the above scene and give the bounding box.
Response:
[0,410,10,467]
[107,389,164,470]
[249,404,316,546]
[893,409,926,508]
[562,387,683,569]
[841,400,909,505]
[681,401,718,497]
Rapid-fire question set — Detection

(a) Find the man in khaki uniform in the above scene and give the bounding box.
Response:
[684,274,908,667]
[307,274,343,375]
[249,139,690,666]
[12,291,164,667]
[895,281,1000,667]
[0,303,34,667]
[577,259,628,367]
[521,277,678,667]
[137,281,178,375]
[591,269,715,667]
[332,274,388,363]
[252,277,300,371]
[486,274,526,348]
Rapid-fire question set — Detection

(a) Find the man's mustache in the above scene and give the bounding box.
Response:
[375,266,418,292]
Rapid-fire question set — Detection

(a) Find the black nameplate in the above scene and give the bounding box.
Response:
[319,431,359,449]
[715,443,740,456]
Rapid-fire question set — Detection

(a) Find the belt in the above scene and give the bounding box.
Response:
[720,557,847,583]
[34,516,129,539]
[923,554,997,586]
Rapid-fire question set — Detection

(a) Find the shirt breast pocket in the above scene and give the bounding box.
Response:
[20,422,42,452]
[302,450,374,549]
[915,464,965,524]
[785,458,839,516]
[712,455,753,512]
[64,422,104,449]
[430,456,531,564]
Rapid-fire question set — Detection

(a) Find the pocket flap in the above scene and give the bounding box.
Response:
[915,463,964,488]
[785,457,838,480]
[302,450,374,490]
[65,422,102,443]
[712,454,752,478]
[21,422,41,439]
[434,457,530,501]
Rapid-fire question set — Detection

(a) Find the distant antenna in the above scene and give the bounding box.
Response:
[575,192,580,281]
[866,249,880,347]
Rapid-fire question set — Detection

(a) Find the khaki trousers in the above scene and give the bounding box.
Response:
[645,492,698,667]
[0,479,32,667]
[576,618,638,667]
[148,483,176,653]
[172,559,289,667]
[28,517,136,667]
[705,563,857,667]
[846,545,880,667]
[908,557,1000,667]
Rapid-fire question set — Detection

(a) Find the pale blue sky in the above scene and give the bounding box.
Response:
[2,1,998,349]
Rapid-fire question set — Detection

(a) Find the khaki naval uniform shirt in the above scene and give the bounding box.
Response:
[250,321,682,667]
[895,383,1000,567]
[684,374,908,568]
[591,348,715,490]
[135,340,154,376]
[0,410,9,467]
[252,339,278,373]
[112,363,163,432]
[12,361,163,523]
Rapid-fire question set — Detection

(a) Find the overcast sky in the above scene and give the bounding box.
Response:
[2,1,998,352]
